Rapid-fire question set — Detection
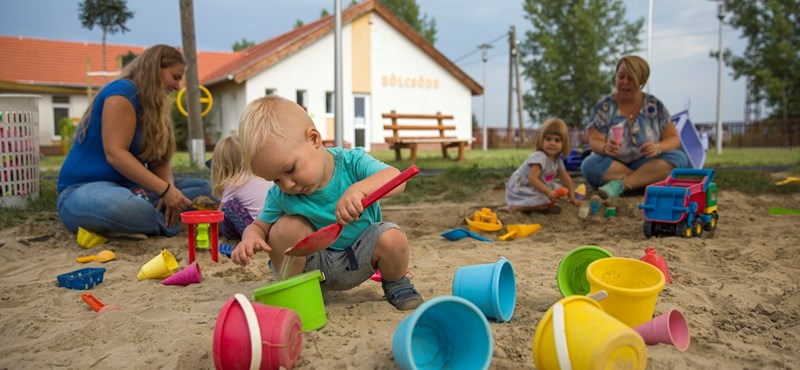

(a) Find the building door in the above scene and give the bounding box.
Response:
[353,94,369,149]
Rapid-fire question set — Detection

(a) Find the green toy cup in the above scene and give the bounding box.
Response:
[557,245,614,297]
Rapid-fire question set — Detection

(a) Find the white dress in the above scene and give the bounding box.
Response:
[504,151,564,207]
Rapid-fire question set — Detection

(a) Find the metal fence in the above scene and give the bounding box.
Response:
[476,119,799,149]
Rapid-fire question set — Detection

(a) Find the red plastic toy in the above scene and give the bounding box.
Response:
[181,210,224,263]
[640,247,672,284]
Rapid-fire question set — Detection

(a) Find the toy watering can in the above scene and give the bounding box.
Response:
[498,224,541,241]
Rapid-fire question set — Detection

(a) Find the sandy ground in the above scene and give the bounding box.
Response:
[0,183,799,369]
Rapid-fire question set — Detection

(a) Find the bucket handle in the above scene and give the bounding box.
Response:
[234,294,263,370]
[553,302,572,370]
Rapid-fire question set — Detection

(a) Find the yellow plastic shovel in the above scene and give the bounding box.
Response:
[76,249,117,263]
[775,177,800,186]
[499,224,542,241]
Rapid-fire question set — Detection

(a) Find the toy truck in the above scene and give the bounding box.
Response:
[638,168,718,238]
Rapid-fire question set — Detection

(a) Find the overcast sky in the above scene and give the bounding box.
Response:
[2,0,748,127]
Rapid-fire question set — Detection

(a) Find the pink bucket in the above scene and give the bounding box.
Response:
[213,294,303,370]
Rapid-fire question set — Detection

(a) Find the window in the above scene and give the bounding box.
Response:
[325,91,334,114]
[265,88,276,96]
[296,89,307,110]
[52,96,70,135]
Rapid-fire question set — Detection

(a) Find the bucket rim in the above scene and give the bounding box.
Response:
[253,269,323,296]
[556,245,614,296]
[586,257,666,297]
[491,257,515,321]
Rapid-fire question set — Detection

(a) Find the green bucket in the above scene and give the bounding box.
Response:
[253,269,326,331]
[556,245,613,297]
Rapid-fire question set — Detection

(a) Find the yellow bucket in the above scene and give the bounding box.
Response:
[586,257,665,328]
[533,296,646,370]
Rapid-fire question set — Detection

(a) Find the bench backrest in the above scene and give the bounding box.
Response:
[382,110,456,139]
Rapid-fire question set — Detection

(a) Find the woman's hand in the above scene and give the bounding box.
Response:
[639,141,662,158]
[232,237,271,267]
[157,185,193,227]
[335,188,367,225]
[604,139,621,157]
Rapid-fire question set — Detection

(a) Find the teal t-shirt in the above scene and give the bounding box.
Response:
[258,147,390,250]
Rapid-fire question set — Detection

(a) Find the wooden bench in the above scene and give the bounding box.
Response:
[382,110,470,163]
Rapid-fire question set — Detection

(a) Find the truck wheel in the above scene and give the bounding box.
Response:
[704,212,718,232]
[676,221,692,238]
[643,221,654,238]
[692,219,703,238]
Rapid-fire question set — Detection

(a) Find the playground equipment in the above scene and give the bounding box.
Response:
[181,210,224,263]
[465,208,503,233]
[639,168,718,238]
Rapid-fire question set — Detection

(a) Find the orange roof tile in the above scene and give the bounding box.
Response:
[0,36,240,88]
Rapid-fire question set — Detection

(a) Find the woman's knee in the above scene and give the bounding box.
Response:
[581,154,612,187]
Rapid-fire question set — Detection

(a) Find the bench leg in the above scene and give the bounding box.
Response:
[441,143,450,159]
[410,144,418,164]
[456,142,466,161]
[394,146,402,161]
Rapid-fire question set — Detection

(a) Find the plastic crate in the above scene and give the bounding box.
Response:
[672,110,706,169]
[57,268,107,290]
[0,95,40,208]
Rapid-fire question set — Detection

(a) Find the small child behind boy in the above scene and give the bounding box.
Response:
[500,117,580,213]
[210,135,273,240]
[230,96,423,311]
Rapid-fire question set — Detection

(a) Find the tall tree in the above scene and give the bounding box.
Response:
[520,0,642,128]
[232,38,255,51]
[721,0,800,119]
[78,0,134,79]
[380,0,437,45]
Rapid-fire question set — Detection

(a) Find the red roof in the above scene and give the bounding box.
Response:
[0,36,241,88]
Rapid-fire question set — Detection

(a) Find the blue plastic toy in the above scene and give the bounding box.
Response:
[57,267,106,290]
[562,148,583,171]
[442,228,491,242]
[218,243,235,258]
[638,168,718,238]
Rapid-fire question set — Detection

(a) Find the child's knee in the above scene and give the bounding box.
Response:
[376,228,409,254]
[268,215,313,248]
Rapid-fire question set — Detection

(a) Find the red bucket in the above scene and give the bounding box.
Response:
[213,294,303,370]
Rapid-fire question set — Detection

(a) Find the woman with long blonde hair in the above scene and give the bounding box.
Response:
[57,44,213,237]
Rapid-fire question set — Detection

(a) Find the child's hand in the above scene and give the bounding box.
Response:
[336,188,367,225]
[569,196,581,206]
[231,237,271,267]
[546,189,558,201]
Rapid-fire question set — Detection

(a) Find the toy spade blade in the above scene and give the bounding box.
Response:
[285,166,420,257]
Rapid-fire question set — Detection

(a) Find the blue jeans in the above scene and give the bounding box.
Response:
[581,150,689,188]
[57,178,213,237]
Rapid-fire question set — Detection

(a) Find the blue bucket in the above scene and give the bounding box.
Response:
[392,296,493,370]
[452,257,516,322]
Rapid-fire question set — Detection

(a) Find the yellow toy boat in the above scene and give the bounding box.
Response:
[465,208,503,232]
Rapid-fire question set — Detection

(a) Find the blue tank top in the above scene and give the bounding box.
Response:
[57,79,144,192]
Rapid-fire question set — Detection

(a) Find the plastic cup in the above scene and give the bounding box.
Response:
[213,294,303,370]
[137,249,179,281]
[634,309,690,351]
[556,245,614,297]
[253,270,326,331]
[586,257,666,328]
[611,126,624,143]
[392,296,493,370]
[161,262,203,286]
[452,257,516,322]
[590,201,601,215]
[533,296,647,370]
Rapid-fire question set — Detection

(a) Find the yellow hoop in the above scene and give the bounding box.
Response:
[176,85,213,117]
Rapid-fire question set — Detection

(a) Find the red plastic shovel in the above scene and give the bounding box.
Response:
[284,166,420,257]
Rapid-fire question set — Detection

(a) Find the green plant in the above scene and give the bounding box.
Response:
[58,118,78,154]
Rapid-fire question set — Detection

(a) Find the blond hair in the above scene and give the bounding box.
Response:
[535,118,571,157]
[616,55,650,89]
[77,44,184,163]
[238,95,313,173]
[210,135,252,197]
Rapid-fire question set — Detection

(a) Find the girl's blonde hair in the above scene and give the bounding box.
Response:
[77,44,184,163]
[210,135,251,197]
[535,118,571,157]
[616,55,650,90]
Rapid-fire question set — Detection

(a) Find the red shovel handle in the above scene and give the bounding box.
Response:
[361,166,420,208]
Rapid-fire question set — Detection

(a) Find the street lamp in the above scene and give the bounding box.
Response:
[713,0,726,154]
[479,43,492,151]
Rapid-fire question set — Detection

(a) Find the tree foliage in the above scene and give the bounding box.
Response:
[722,0,800,119]
[232,38,255,52]
[380,0,437,45]
[78,0,134,76]
[520,0,642,127]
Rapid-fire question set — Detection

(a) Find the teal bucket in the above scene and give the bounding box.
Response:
[452,257,516,322]
[392,296,493,370]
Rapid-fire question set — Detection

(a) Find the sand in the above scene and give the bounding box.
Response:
[1,185,798,369]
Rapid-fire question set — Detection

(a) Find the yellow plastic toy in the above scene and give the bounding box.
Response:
[575,183,586,200]
[776,177,800,186]
[499,224,542,241]
[465,208,503,232]
[196,223,210,249]
[77,227,108,249]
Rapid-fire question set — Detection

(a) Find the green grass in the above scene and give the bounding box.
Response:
[2,147,797,229]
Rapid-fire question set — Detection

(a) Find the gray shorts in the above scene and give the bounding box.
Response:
[302,221,400,291]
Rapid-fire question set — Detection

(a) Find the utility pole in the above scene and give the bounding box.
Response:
[646,0,653,93]
[714,0,725,154]
[479,43,492,151]
[513,35,524,147]
[507,27,514,144]
[506,26,526,147]
[179,0,205,168]
[334,0,343,147]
